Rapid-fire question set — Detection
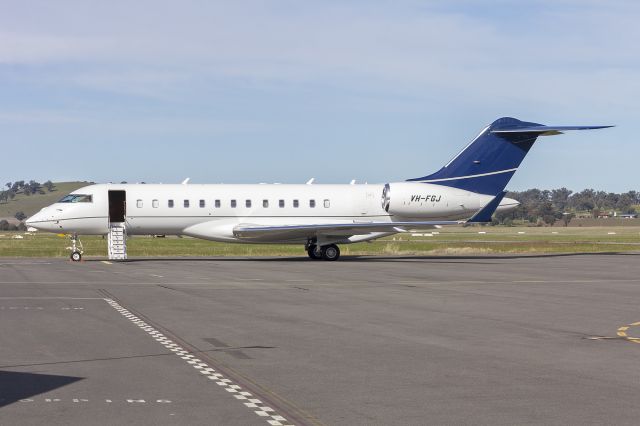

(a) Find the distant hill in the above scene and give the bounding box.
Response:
[0,181,90,221]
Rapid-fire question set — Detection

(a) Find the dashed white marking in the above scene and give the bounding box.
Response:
[0,306,81,310]
[0,297,103,300]
[150,274,164,278]
[104,299,293,426]
[16,397,172,405]
[101,261,113,265]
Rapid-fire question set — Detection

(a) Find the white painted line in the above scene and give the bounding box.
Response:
[101,261,113,265]
[417,167,517,183]
[0,297,104,300]
[150,274,164,278]
[104,299,293,426]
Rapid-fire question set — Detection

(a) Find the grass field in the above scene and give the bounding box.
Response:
[1,226,639,258]
[0,181,88,219]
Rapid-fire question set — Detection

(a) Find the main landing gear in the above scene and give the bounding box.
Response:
[68,233,84,262]
[306,243,340,261]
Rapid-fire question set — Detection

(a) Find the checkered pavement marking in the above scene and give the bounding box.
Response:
[104,298,294,426]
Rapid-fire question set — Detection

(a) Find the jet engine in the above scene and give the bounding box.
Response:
[381,182,490,219]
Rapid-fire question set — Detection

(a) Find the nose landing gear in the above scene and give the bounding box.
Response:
[67,233,84,262]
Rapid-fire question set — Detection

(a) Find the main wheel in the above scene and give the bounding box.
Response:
[321,244,340,261]
[70,251,82,262]
[307,244,322,260]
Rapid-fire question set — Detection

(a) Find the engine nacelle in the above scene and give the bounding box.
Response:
[381,182,492,219]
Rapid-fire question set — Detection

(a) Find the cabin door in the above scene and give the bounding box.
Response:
[108,190,126,223]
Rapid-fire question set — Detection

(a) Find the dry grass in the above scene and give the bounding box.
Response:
[1,226,639,259]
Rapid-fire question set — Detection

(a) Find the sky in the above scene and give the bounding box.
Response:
[1,0,638,192]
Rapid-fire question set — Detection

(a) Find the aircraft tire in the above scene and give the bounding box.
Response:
[70,251,82,262]
[321,244,340,261]
[307,245,322,260]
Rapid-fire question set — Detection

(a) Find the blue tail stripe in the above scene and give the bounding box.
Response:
[408,117,542,195]
[467,191,507,223]
[420,170,517,195]
[408,117,612,195]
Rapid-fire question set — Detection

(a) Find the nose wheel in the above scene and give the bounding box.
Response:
[67,233,84,262]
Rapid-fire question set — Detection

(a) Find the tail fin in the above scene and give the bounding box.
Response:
[407,117,612,195]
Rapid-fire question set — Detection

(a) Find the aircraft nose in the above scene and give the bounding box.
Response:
[25,212,43,228]
[25,209,57,231]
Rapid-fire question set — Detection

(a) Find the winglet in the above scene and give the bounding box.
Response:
[467,191,507,223]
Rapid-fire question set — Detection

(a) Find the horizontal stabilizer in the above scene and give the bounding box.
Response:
[492,125,613,136]
[466,191,507,224]
[407,117,613,195]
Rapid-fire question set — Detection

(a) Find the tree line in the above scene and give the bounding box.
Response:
[0,180,55,204]
[0,181,637,228]
[1,180,56,224]
[495,188,640,226]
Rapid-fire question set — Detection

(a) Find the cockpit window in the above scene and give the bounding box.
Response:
[59,194,93,203]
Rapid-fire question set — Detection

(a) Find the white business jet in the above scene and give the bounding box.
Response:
[26,117,611,261]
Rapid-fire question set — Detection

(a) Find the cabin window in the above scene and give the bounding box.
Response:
[324,199,330,208]
[136,199,143,208]
[184,199,190,208]
[279,199,285,208]
[152,199,159,208]
[309,199,316,208]
[246,199,252,208]
[231,200,237,208]
[168,199,174,208]
[199,199,205,208]
[263,199,269,208]
[215,199,221,208]
[293,199,299,208]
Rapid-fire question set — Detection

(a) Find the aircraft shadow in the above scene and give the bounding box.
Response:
[85,251,637,264]
[0,370,83,408]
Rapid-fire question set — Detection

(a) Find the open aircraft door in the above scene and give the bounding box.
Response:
[107,190,128,260]
[108,190,126,223]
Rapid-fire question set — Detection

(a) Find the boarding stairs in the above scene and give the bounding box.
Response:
[108,222,127,260]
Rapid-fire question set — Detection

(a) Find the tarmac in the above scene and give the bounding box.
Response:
[1,253,640,425]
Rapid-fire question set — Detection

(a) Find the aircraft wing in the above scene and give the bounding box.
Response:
[233,220,460,240]
[233,191,505,241]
